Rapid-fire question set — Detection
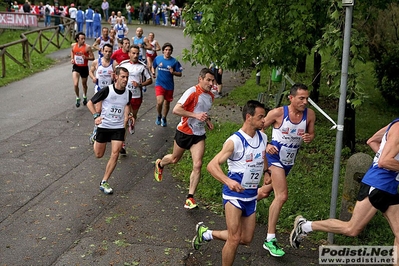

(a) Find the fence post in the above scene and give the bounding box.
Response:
[1,50,5,78]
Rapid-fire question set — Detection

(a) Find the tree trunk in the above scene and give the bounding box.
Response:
[310,51,321,103]
[296,54,307,73]
[343,97,356,153]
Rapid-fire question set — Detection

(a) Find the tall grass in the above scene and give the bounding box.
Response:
[171,56,399,246]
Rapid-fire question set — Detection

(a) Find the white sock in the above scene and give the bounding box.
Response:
[202,230,213,241]
[266,233,276,242]
[302,221,313,233]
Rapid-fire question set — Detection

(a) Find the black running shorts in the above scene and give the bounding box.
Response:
[95,127,125,143]
[174,130,206,150]
[357,182,399,213]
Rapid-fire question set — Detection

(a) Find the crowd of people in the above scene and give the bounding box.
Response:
[7,0,188,28]
[137,1,187,27]
[65,8,399,266]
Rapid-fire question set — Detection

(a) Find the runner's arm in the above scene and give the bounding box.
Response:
[86,45,95,61]
[89,60,98,83]
[207,140,244,192]
[376,122,399,171]
[92,38,100,51]
[173,103,208,122]
[303,108,316,143]
[367,125,388,153]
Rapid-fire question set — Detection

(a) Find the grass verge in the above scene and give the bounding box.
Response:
[0,29,70,87]
[171,61,399,246]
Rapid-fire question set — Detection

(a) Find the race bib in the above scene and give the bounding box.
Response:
[241,162,263,189]
[191,120,205,130]
[106,105,123,120]
[74,55,84,65]
[279,146,297,166]
[127,83,141,97]
[100,80,110,86]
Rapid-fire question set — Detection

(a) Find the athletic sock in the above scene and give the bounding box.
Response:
[303,221,313,233]
[266,233,276,242]
[202,230,213,241]
[187,194,194,199]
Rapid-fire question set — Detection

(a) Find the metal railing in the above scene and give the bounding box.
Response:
[0,16,75,78]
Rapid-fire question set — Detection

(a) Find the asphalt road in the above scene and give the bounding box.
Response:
[0,24,319,265]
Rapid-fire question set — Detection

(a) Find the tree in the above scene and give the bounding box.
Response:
[183,0,330,73]
[362,3,399,105]
[183,0,398,152]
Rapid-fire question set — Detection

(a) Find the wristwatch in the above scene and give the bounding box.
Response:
[263,169,272,175]
[93,113,101,119]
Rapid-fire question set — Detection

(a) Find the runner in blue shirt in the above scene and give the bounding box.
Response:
[152,42,182,127]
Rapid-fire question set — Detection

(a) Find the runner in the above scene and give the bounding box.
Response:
[70,32,94,108]
[86,67,133,195]
[117,45,152,154]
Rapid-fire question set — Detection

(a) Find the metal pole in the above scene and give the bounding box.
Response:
[328,4,353,244]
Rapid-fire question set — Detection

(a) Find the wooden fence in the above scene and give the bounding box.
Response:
[0,16,75,78]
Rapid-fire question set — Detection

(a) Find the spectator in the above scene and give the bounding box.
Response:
[101,0,109,21]
[138,2,144,24]
[152,1,157,24]
[126,2,133,24]
[12,1,20,12]
[85,5,94,39]
[144,2,151,24]
[93,9,102,38]
[23,0,31,13]
[44,2,52,27]
[76,6,85,32]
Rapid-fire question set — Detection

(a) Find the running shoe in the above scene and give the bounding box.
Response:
[100,181,113,194]
[76,98,81,108]
[83,96,88,106]
[263,238,285,257]
[120,143,127,155]
[192,222,209,250]
[184,197,198,209]
[155,115,161,126]
[89,126,97,145]
[290,215,308,249]
[154,159,163,182]
[161,117,167,127]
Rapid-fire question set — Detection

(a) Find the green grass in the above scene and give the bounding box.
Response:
[171,56,399,246]
[0,29,70,87]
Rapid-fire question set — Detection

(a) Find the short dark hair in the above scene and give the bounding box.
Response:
[102,43,112,51]
[199,68,214,79]
[115,66,129,75]
[129,44,140,51]
[162,42,173,52]
[290,83,308,96]
[242,100,265,121]
[75,32,85,42]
